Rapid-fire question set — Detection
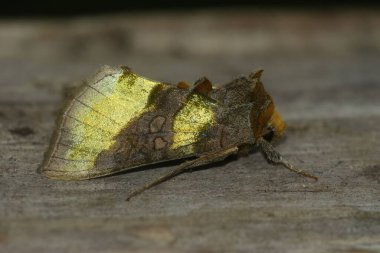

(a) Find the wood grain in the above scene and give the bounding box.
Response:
[0,9,379,253]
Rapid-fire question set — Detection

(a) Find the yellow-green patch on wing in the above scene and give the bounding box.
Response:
[171,93,216,154]
[42,66,162,179]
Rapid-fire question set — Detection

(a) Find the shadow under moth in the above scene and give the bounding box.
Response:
[40,66,317,200]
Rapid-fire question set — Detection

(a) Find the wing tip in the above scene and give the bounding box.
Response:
[39,64,128,181]
[39,164,90,180]
[39,155,90,181]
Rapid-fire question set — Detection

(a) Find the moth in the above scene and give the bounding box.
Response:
[41,66,317,200]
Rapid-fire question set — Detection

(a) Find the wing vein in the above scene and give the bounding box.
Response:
[52,155,93,162]
[86,84,143,109]
[73,97,125,127]
[64,114,116,136]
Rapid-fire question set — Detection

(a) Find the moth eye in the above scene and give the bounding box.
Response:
[263,127,275,142]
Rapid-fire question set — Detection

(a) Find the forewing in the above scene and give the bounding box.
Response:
[84,90,219,179]
[41,66,165,179]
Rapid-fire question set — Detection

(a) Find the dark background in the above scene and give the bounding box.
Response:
[1,1,380,17]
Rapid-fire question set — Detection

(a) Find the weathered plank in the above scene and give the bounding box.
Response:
[0,9,379,253]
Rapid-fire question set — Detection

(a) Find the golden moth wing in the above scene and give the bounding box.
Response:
[170,92,217,155]
[41,66,165,180]
[81,91,219,179]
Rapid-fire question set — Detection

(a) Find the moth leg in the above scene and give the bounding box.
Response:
[126,147,239,201]
[257,138,318,181]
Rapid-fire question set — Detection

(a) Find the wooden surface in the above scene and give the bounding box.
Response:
[1,9,380,253]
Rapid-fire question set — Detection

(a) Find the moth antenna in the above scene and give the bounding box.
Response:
[126,159,198,201]
[126,147,239,201]
[257,138,318,181]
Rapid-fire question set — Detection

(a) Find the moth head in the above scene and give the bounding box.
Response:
[249,70,286,142]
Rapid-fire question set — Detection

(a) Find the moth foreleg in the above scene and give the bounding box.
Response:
[257,138,318,181]
[126,147,239,201]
